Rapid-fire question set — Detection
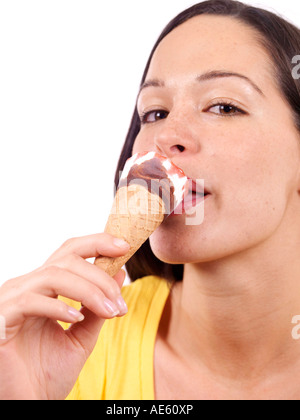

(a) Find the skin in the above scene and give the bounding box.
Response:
[133,15,300,399]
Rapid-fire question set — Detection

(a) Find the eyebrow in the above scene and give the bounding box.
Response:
[197,70,264,96]
[139,70,264,96]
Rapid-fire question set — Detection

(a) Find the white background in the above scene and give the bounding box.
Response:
[0,0,300,285]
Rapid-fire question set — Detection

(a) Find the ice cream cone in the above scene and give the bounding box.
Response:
[94,151,188,277]
[94,184,166,277]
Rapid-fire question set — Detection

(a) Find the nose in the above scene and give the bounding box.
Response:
[153,112,200,158]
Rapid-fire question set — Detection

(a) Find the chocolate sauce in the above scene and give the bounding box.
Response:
[118,158,175,215]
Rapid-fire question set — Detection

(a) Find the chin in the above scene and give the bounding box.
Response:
[149,229,210,265]
[150,248,192,265]
[149,225,253,265]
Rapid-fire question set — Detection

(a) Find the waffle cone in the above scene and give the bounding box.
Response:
[94,184,166,277]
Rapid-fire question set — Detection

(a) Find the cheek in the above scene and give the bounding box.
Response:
[149,224,200,264]
[132,132,152,155]
[214,142,294,241]
[219,120,299,208]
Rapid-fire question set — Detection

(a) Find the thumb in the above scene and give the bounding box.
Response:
[114,268,127,290]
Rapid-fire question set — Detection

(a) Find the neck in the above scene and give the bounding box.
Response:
[171,232,300,382]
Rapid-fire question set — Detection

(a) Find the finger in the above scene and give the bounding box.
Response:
[45,233,130,264]
[43,253,122,298]
[114,269,127,290]
[66,306,106,356]
[65,269,128,355]
[2,293,85,328]
[32,266,122,319]
[113,270,128,318]
[41,255,128,315]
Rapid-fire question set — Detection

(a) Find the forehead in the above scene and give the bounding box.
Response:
[147,15,272,83]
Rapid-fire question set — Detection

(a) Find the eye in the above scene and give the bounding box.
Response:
[206,102,246,117]
[140,110,169,124]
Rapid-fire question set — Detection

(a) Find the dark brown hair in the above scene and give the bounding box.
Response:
[114,0,300,282]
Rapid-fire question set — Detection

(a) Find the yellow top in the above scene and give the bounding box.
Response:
[66,276,170,400]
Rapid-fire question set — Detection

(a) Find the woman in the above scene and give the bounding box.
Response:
[1,0,300,400]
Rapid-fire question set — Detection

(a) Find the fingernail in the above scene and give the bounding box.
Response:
[116,295,128,315]
[113,238,130,249]
[103,298,120,317]
[68,307,85,322]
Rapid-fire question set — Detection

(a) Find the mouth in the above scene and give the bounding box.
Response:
[171,177,211,216]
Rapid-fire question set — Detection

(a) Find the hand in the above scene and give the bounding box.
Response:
[0,233,130,400]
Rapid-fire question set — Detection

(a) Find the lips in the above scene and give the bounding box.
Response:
[188,178,206,194]
[170,177,211,216]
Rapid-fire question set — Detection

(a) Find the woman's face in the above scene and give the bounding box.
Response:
[132,15,300,264]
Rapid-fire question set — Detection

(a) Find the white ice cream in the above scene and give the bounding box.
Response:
[120,152,188,211]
